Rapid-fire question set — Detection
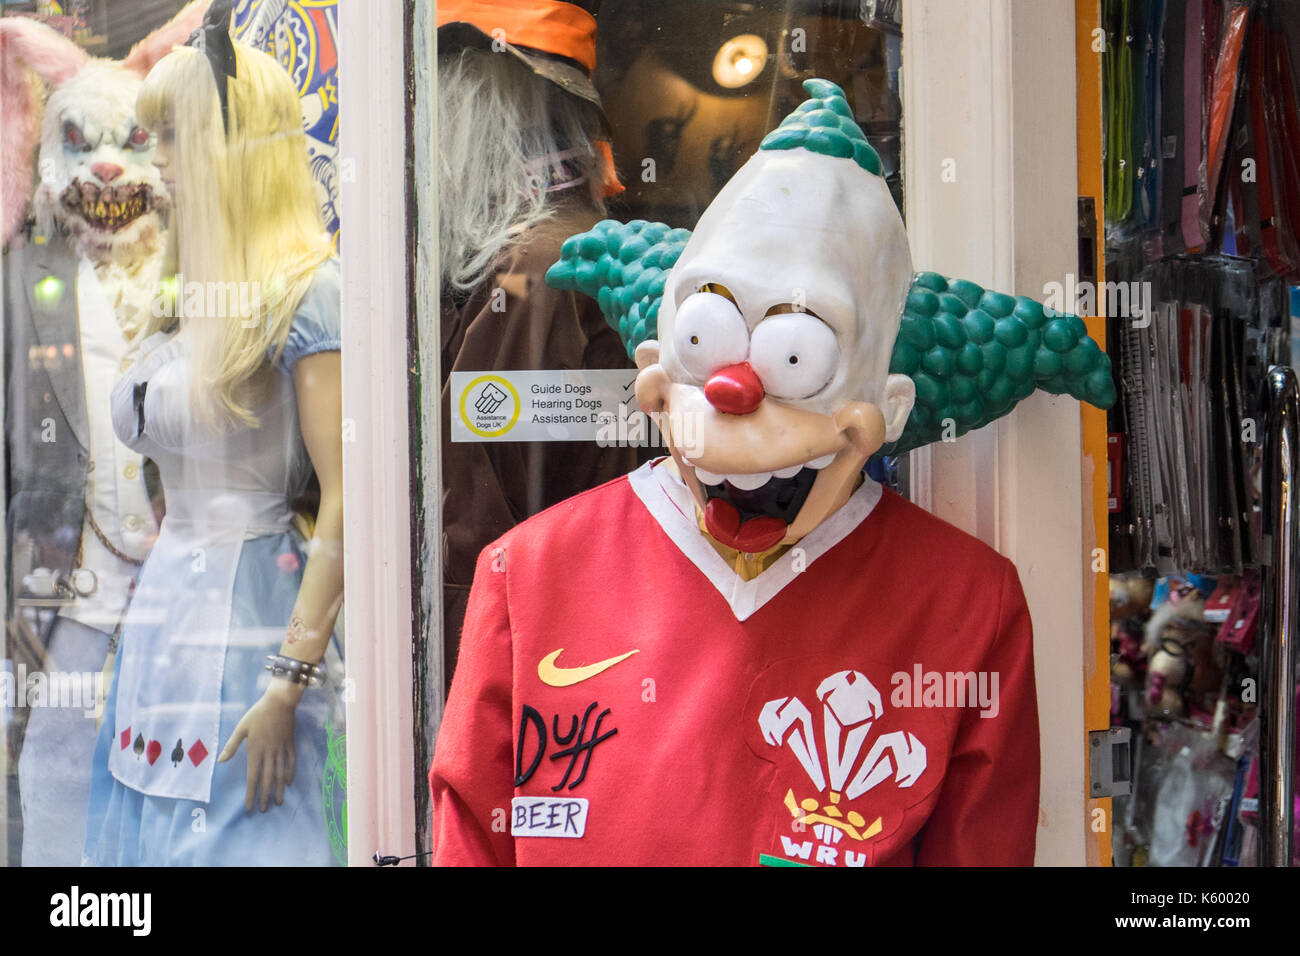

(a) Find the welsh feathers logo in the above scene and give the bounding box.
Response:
[759,669,926,846]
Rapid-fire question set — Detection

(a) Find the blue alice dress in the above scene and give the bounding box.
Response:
[84,260,347,866]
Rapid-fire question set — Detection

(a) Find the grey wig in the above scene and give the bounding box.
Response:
[437,49,607,294]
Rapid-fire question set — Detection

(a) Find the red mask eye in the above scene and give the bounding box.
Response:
[63,123,86,149]
[128,126,150,148]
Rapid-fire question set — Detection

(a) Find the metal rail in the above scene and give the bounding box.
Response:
[1260,365,1298,866]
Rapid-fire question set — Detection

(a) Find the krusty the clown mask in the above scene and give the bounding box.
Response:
[550,79,1114,555]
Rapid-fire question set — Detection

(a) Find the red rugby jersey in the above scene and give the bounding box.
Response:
[430,460,1040,866]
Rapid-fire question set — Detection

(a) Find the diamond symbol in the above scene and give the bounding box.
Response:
[120,727,131,750]
[187,739,209,767]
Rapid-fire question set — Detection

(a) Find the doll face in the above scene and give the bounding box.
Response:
[634,149,915,553]
[35,62,167,259]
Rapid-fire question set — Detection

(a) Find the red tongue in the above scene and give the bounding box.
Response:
[704,498,788,553]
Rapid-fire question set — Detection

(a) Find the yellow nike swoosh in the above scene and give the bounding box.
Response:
[538,648,639,687]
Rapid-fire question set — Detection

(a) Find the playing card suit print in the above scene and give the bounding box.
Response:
[187,739,209,767]
[146,740,162,766]
[171,739,184,766]
[120,727,131,750]
[133,733,145,758]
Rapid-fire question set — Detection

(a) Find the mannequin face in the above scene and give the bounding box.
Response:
[633,149,915,554]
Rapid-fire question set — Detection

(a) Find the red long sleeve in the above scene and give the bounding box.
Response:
[914,560,1040,865]
[430,545,517,867]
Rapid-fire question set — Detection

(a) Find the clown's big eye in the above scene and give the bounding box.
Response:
[674,291,749,382]
[63,123,87,150]
[749,313,838,399]
[127,126,150,148]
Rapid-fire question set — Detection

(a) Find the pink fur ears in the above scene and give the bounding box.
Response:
[0,1,209,246]
[0,17,88,244]
[122,0,210,78]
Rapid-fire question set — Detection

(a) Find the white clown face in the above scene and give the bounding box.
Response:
[635,147,916,553]
[33,62,167,261]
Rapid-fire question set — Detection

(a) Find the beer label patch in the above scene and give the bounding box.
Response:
[511,796,590,838]
[744,657,955,867]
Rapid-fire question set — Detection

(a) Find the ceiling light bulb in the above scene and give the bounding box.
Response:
[713,34,768,89]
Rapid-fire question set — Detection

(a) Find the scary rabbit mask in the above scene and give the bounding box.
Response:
[550,79,1115,554]
[0,3,207,262]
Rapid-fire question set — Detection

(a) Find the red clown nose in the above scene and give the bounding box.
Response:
[705,362,765,415]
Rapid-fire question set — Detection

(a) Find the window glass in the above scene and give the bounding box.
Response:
[424,0,904,857]
[2,0,346,867]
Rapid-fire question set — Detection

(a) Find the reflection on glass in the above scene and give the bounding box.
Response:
[596,0,903,227]
[3,1,345,867]
[437,8,642,689]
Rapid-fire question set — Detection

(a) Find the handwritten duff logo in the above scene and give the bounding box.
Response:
[759,670,926,855]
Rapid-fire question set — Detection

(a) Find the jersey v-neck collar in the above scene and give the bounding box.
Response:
[627,457,883,622]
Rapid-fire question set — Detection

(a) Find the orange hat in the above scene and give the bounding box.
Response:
[438,0,622,195]
[438,0,601,120]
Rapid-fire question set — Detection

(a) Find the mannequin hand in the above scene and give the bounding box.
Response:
[217,681,302,812]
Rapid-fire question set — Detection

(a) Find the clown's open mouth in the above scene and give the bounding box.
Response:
[692,454,835,553]
[60,179,159,233]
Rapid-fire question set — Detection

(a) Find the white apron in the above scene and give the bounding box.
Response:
[106,331,309,803]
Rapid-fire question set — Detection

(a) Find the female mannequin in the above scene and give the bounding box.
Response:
[84,15,345,866]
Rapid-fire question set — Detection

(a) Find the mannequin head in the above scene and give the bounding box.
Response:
[634,98,915,553]
[438,48,608,294]
[137,40,331,426]
[33,61,166,263]
[550,80,1116,555]
[0,3,207,261]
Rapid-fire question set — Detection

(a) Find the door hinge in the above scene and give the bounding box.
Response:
[1089,726,1132,798]
[1077,196,1098,295]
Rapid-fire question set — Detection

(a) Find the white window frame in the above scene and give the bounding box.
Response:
[903,0,1089,865]
[339,0,418,866]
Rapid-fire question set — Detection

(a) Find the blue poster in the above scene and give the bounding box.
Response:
[234,0,340,248]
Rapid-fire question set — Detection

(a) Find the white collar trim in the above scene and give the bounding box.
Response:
[627,458,883,622]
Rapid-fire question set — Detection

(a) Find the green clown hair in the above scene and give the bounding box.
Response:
[881,272,1115,456]
[546,222,1115,459]
[759,78,882,175]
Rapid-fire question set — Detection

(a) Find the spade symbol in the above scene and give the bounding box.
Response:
[171,739,184,766]
[133,733,145,758]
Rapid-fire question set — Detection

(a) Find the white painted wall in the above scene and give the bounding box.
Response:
[903,0,1086,865]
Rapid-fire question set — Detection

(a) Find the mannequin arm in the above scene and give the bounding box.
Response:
[280,349,346,665]
[217,350,344,811]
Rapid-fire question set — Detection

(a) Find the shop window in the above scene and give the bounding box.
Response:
[2,0,346,867]
[420,0,905,861]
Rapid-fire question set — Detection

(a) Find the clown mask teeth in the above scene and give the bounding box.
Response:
[693,465,725,486]
[726,472,773,492]
[692,452,837,491]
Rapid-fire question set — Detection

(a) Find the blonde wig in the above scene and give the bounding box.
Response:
[438,48,606,295]
[137,41,332,427]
